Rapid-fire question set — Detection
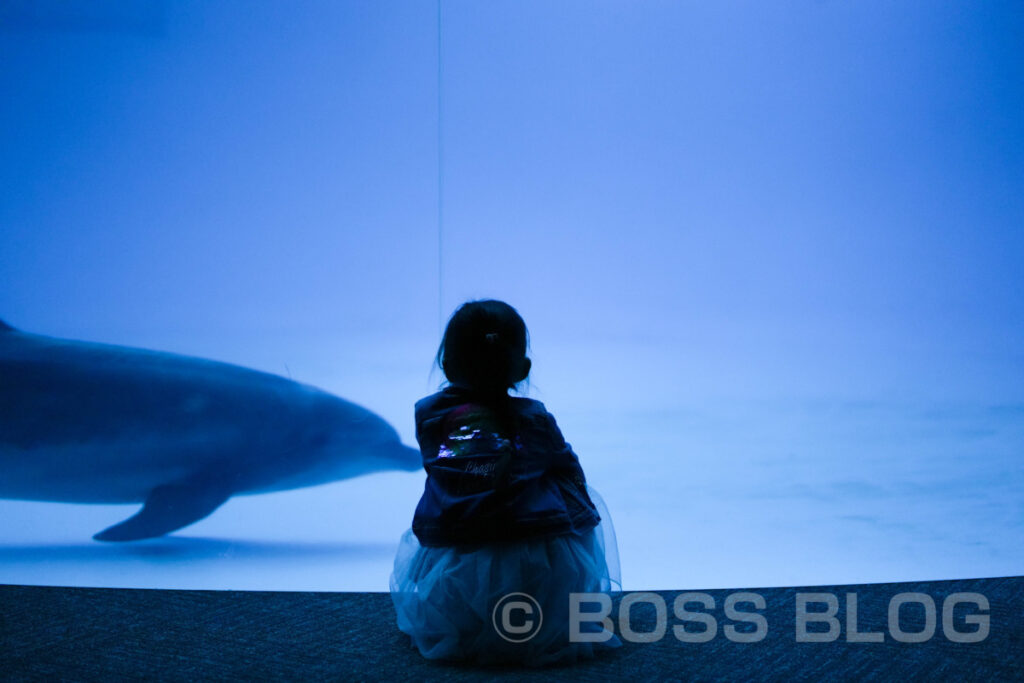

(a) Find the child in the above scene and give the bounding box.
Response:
[390,299,621,666]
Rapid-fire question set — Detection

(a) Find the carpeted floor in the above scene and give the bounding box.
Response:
[2,576,1021,681]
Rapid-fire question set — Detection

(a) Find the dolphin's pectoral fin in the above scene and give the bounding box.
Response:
[93,479,233,542]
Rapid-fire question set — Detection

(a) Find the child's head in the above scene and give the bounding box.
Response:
[436,299,531,395]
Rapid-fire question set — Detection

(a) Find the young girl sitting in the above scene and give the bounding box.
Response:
[390,299,621,666]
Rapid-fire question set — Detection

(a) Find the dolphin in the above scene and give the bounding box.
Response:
[0,319,421,542]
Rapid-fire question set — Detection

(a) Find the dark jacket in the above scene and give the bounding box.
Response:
[411,385,601,547]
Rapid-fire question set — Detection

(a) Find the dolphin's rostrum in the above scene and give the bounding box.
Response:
[0,320,421,541]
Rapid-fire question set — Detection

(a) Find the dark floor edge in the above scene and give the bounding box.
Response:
[2,576,1022,680]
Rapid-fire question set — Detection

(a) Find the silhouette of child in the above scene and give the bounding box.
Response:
[390,299,621,666]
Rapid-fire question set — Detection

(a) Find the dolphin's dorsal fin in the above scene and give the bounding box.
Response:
[93,478,233,542]
[0,319,13,332]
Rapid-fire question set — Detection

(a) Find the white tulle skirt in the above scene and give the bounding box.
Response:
[390,488,621,666]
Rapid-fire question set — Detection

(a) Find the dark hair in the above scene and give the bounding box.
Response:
[435,299,530,395]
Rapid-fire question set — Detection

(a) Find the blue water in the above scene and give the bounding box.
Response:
[0,335,1020,590]
[0,2,1021,589]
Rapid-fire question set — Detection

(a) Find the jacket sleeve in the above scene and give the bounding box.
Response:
[413,398,441,465]
[541,409,584,470]
[538,407,600,525]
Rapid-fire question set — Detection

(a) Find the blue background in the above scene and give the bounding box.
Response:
[1,0,1021,590]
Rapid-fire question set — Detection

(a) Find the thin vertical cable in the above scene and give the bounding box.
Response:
[436,0,444,335]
